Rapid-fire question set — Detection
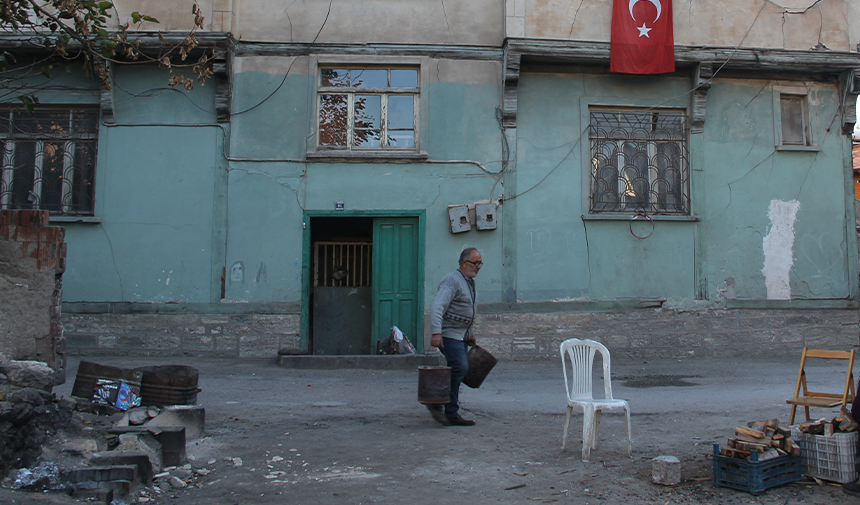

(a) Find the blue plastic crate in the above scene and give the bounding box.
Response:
[712,443,802,495]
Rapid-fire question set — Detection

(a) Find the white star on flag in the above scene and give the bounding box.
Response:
[637,23,652,37]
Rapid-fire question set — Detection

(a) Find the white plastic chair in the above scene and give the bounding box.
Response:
[560,338,632,461]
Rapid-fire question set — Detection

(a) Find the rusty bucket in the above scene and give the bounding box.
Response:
[463,345,498,389]
[417,366,451,405]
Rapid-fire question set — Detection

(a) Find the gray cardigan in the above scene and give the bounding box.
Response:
[430,269,477,340]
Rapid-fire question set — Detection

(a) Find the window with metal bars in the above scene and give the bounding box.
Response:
[0,106,99,215]
[313,242,373,287]
[589,109,690,214]
[317,67,418,151]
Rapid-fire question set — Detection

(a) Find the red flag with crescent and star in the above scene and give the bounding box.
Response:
[610,0,675,74]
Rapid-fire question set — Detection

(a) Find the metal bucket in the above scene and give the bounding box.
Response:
[135,365,200,406]
[71,361,142,400]
[417,366,451,405]
[463,345,498,389]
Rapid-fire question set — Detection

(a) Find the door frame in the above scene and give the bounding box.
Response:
[301,210,426,353]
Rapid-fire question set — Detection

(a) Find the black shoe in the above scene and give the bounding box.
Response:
[426,405,450,426]
[447,414,476,426]
[844,480,860,497]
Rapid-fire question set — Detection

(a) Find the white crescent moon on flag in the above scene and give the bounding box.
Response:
[628,0,662,22]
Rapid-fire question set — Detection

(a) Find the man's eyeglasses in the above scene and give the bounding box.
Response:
[465,260,483,267]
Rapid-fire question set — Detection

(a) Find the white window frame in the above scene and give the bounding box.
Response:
[0,106,99,215]
[315,66,419,153]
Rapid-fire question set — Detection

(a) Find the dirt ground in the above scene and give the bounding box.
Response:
[3,355,860,504]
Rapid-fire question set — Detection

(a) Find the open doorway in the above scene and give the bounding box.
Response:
[310,217,373,355]
[305,213,423,355]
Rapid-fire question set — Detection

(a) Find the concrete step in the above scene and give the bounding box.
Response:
[278,353,445,370]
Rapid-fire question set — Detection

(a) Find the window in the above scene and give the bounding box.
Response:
[779,94,810,147]
[589,109,690,214]
[0,106,98,215]
[317,67,418,151]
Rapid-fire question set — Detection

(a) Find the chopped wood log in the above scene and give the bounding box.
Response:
[721,447,750,459]
[730,439,770,453]
[736,432,773,445]
[838,407,858,432]
[736,426,766,438]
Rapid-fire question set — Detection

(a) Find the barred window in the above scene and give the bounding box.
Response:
[589,110,690,214]
[0,107,98,215]
[317,67,418,151]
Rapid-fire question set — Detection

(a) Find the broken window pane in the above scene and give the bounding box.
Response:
[319,94,348,146]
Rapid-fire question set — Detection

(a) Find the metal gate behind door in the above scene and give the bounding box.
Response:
[313,242,372,287]
[312,241,373,355]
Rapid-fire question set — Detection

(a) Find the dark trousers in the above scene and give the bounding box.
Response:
[441,337,469,419]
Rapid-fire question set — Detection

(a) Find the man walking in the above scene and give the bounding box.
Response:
[428,247,482,426]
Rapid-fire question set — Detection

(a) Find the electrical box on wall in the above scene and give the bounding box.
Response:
[476,203,497,230]
[448,205,471,233]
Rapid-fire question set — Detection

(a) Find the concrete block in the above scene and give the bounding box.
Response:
[67,465,136,483]
[108,426,186,467]
[71,486,113,504]
[91,450,154,483]
[117,433,163,472]
[148,405,205,440]
[651,455,681,486]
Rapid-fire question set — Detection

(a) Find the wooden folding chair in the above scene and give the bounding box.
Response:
[786,348,856,425]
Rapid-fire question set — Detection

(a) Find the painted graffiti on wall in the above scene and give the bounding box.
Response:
[762,199,800,300]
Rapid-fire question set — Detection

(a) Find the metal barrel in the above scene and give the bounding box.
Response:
[462,345,498,389]
[417,366,451,405]
[135,365,200,406]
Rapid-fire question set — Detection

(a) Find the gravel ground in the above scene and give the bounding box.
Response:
[3,355,859,504]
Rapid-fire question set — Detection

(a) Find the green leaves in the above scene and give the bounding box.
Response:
[131,12,158,24]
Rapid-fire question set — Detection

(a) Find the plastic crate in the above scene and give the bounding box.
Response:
[791,427,860,484]
[712,444,802,495]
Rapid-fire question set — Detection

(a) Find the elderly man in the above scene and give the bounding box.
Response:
[427,247,482,426]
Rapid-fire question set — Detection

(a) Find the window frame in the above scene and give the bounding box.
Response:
[0,105,99,216]
[314,65,420,154]
[773,85,819,152]
[587,107,691,216]
[305,53,430,159]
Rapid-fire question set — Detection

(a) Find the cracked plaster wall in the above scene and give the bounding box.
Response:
[516,0,857,52]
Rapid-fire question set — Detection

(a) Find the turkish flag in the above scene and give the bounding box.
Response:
[610,0,675,74]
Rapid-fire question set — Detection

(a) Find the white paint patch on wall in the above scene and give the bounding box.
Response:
[762,200,801,300]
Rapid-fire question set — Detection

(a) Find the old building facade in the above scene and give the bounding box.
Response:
[2,0,859,360]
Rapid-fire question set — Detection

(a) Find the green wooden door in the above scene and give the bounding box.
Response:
[373,217,419,352]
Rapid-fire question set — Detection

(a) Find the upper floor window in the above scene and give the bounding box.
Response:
[317,67,418,151]
[589,109,690,215]
[0,106,98,215]
[779,94,811,147]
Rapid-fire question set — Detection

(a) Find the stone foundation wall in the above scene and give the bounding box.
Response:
[64,302,859,360]
[0,210,66,383]
[474,306,860,361]
[63,310,301,358]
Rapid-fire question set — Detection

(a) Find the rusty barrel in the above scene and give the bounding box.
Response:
[134,365,199,406]
[463,345,498,389]
[417,366,451,405]
[71,361,142,400]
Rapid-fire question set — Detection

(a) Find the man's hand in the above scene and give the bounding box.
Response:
[468,335,477,346]
[431,333,443,348]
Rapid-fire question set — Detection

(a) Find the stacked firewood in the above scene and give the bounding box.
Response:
[795,407,858,436]
[720,419,800,461]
